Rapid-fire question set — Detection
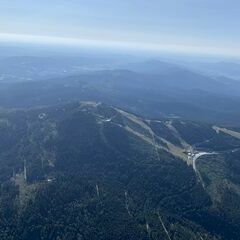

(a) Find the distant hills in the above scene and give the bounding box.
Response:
[188,61,240,80]
[0,55,120,82]
[0,63,240,125]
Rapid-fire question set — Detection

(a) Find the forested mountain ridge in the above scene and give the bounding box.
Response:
[1,102,240,239]
[1,68,240,126]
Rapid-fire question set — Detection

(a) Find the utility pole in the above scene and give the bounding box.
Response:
[12,167,16,179]
[96,184,100,198]
[24,159,27,182]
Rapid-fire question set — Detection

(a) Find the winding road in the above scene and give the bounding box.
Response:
[192,152,217,172]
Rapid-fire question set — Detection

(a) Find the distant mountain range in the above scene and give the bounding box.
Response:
[188,61,240,80]
[0,62,240,125]
[0,55,120,82]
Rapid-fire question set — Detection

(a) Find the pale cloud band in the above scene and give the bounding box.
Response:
[0,32,239,58]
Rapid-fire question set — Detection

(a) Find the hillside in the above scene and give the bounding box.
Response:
[1,69,240,126]
[1,102,240,239]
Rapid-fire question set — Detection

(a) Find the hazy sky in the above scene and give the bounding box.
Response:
[0,0,240,57]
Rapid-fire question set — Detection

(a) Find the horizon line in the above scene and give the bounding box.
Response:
[0,32,239,58]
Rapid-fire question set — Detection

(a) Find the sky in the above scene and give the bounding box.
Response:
[0,0,240,57]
